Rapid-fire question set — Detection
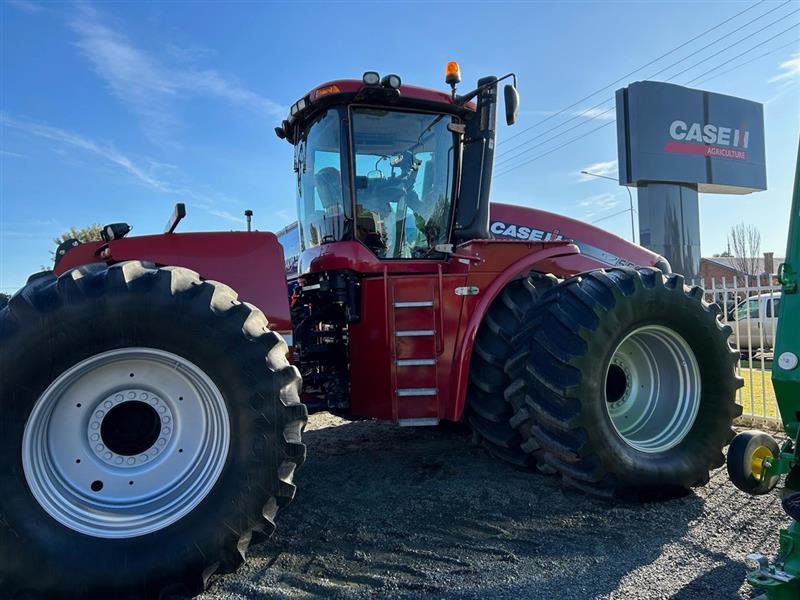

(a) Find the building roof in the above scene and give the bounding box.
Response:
[701,256,784,275]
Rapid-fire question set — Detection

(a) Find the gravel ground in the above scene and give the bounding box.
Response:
[201,413,787,600]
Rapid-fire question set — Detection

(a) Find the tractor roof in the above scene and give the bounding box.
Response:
[277,76,474,143]
[305,79,459,106]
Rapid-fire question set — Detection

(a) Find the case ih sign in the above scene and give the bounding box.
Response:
[616,81,766,194]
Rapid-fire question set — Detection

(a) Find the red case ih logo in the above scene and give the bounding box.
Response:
[665,120,749,161]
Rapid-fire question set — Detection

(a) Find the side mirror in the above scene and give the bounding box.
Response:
[504,84,519,126]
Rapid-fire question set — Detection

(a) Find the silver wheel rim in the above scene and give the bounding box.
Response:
[604,325,701,453]
[22,347,230,539]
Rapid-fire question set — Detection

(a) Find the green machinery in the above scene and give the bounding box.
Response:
[726,138,800,600]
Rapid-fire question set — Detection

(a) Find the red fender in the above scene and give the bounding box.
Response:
[54,232,292,332]
[446,241,580,422]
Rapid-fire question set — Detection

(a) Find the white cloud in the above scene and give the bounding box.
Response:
[2,113,170,190]
[578,159,618,182]
[2,113,244,224]
[579,193,619,209]
[521,106,616,121]
[769,53,800,84]
[6,0,44,14]
[571,106,616,121]
[68,5,285,142]
[201,207,245,224]
[0,149,26,158]
[579,192,620,219]
[165,43,216,63]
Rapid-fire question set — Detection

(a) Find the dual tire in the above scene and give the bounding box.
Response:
[467,267,743,499]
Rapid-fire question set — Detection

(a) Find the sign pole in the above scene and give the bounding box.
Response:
[637,183,701,280]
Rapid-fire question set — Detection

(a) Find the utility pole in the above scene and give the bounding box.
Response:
[581,170,636,244]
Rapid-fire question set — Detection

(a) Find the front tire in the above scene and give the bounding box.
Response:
[0,261,307,598]
[506,268,742,499]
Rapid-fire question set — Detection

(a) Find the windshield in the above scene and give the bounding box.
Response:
[735,297,760,320]
[351,107,456,258]
[296,108,346,251]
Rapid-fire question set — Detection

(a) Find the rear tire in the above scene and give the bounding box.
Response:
[0,261,307,598]
[466,272,559,468]
[506,267,742,500]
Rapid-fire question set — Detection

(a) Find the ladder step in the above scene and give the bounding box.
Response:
[396,330,435,337]
[398,418,439,427]
[394,300,434,308]
[397,388,437,397]
[396,358,436,366]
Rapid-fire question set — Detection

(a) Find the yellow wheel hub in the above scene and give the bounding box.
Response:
[751,445,774,479]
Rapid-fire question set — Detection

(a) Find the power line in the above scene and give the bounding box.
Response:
[498,0,768,148]
[495,11,799,177]
[494,120,616,178]
[663,6,799,83]
[494,106,615,168]
[686,22,800,85]
[496,0,792,160]
[693,38,800,86]
[591,208,635,225]
[495,20,799,179]
[497,95,613,159]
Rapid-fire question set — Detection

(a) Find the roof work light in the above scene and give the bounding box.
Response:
[362,71,380,86]
[381,74,401,90]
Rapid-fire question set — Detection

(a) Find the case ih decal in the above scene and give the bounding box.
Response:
[490,220,565,242]
[488,202,663,271]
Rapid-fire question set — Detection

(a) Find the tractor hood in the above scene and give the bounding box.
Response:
[489,203,670,273]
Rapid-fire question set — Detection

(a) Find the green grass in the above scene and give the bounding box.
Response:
[737,366,779,420]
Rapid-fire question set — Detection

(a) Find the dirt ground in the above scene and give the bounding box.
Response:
[201,413,787,600]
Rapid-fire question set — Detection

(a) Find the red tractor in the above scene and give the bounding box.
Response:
[0,66,741,598]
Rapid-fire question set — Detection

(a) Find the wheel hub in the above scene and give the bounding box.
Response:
[605,359,632,409]
[604,325,701,453]
[90,391,174,467]
[22,347,230,539]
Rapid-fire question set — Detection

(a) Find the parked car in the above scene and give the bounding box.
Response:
[728,292,781,352]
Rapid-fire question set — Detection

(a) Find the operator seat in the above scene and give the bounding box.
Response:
[356,212,386,255]
[315,167,342,212]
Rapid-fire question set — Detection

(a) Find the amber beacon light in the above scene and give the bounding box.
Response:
[445,61,461,86]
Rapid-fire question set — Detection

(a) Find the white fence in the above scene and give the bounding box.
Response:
[690,275,782,426]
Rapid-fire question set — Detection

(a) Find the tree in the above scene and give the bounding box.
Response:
[50,224,104,261]
[54,224,103,246]
[727,222,762,275]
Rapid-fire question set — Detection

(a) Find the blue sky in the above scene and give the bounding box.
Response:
[1,0,798,293]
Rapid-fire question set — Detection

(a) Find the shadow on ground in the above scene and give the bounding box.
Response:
[202,415,784,600]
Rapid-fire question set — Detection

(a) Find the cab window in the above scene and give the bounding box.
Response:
[296,109,346,251]
[736,297,760,320]
[350,108,456,259]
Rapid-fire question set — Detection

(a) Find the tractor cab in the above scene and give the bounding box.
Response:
[276,66,519,272]
[275,67,527,418]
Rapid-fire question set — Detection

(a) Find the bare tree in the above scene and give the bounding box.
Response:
[727,222,762,275]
